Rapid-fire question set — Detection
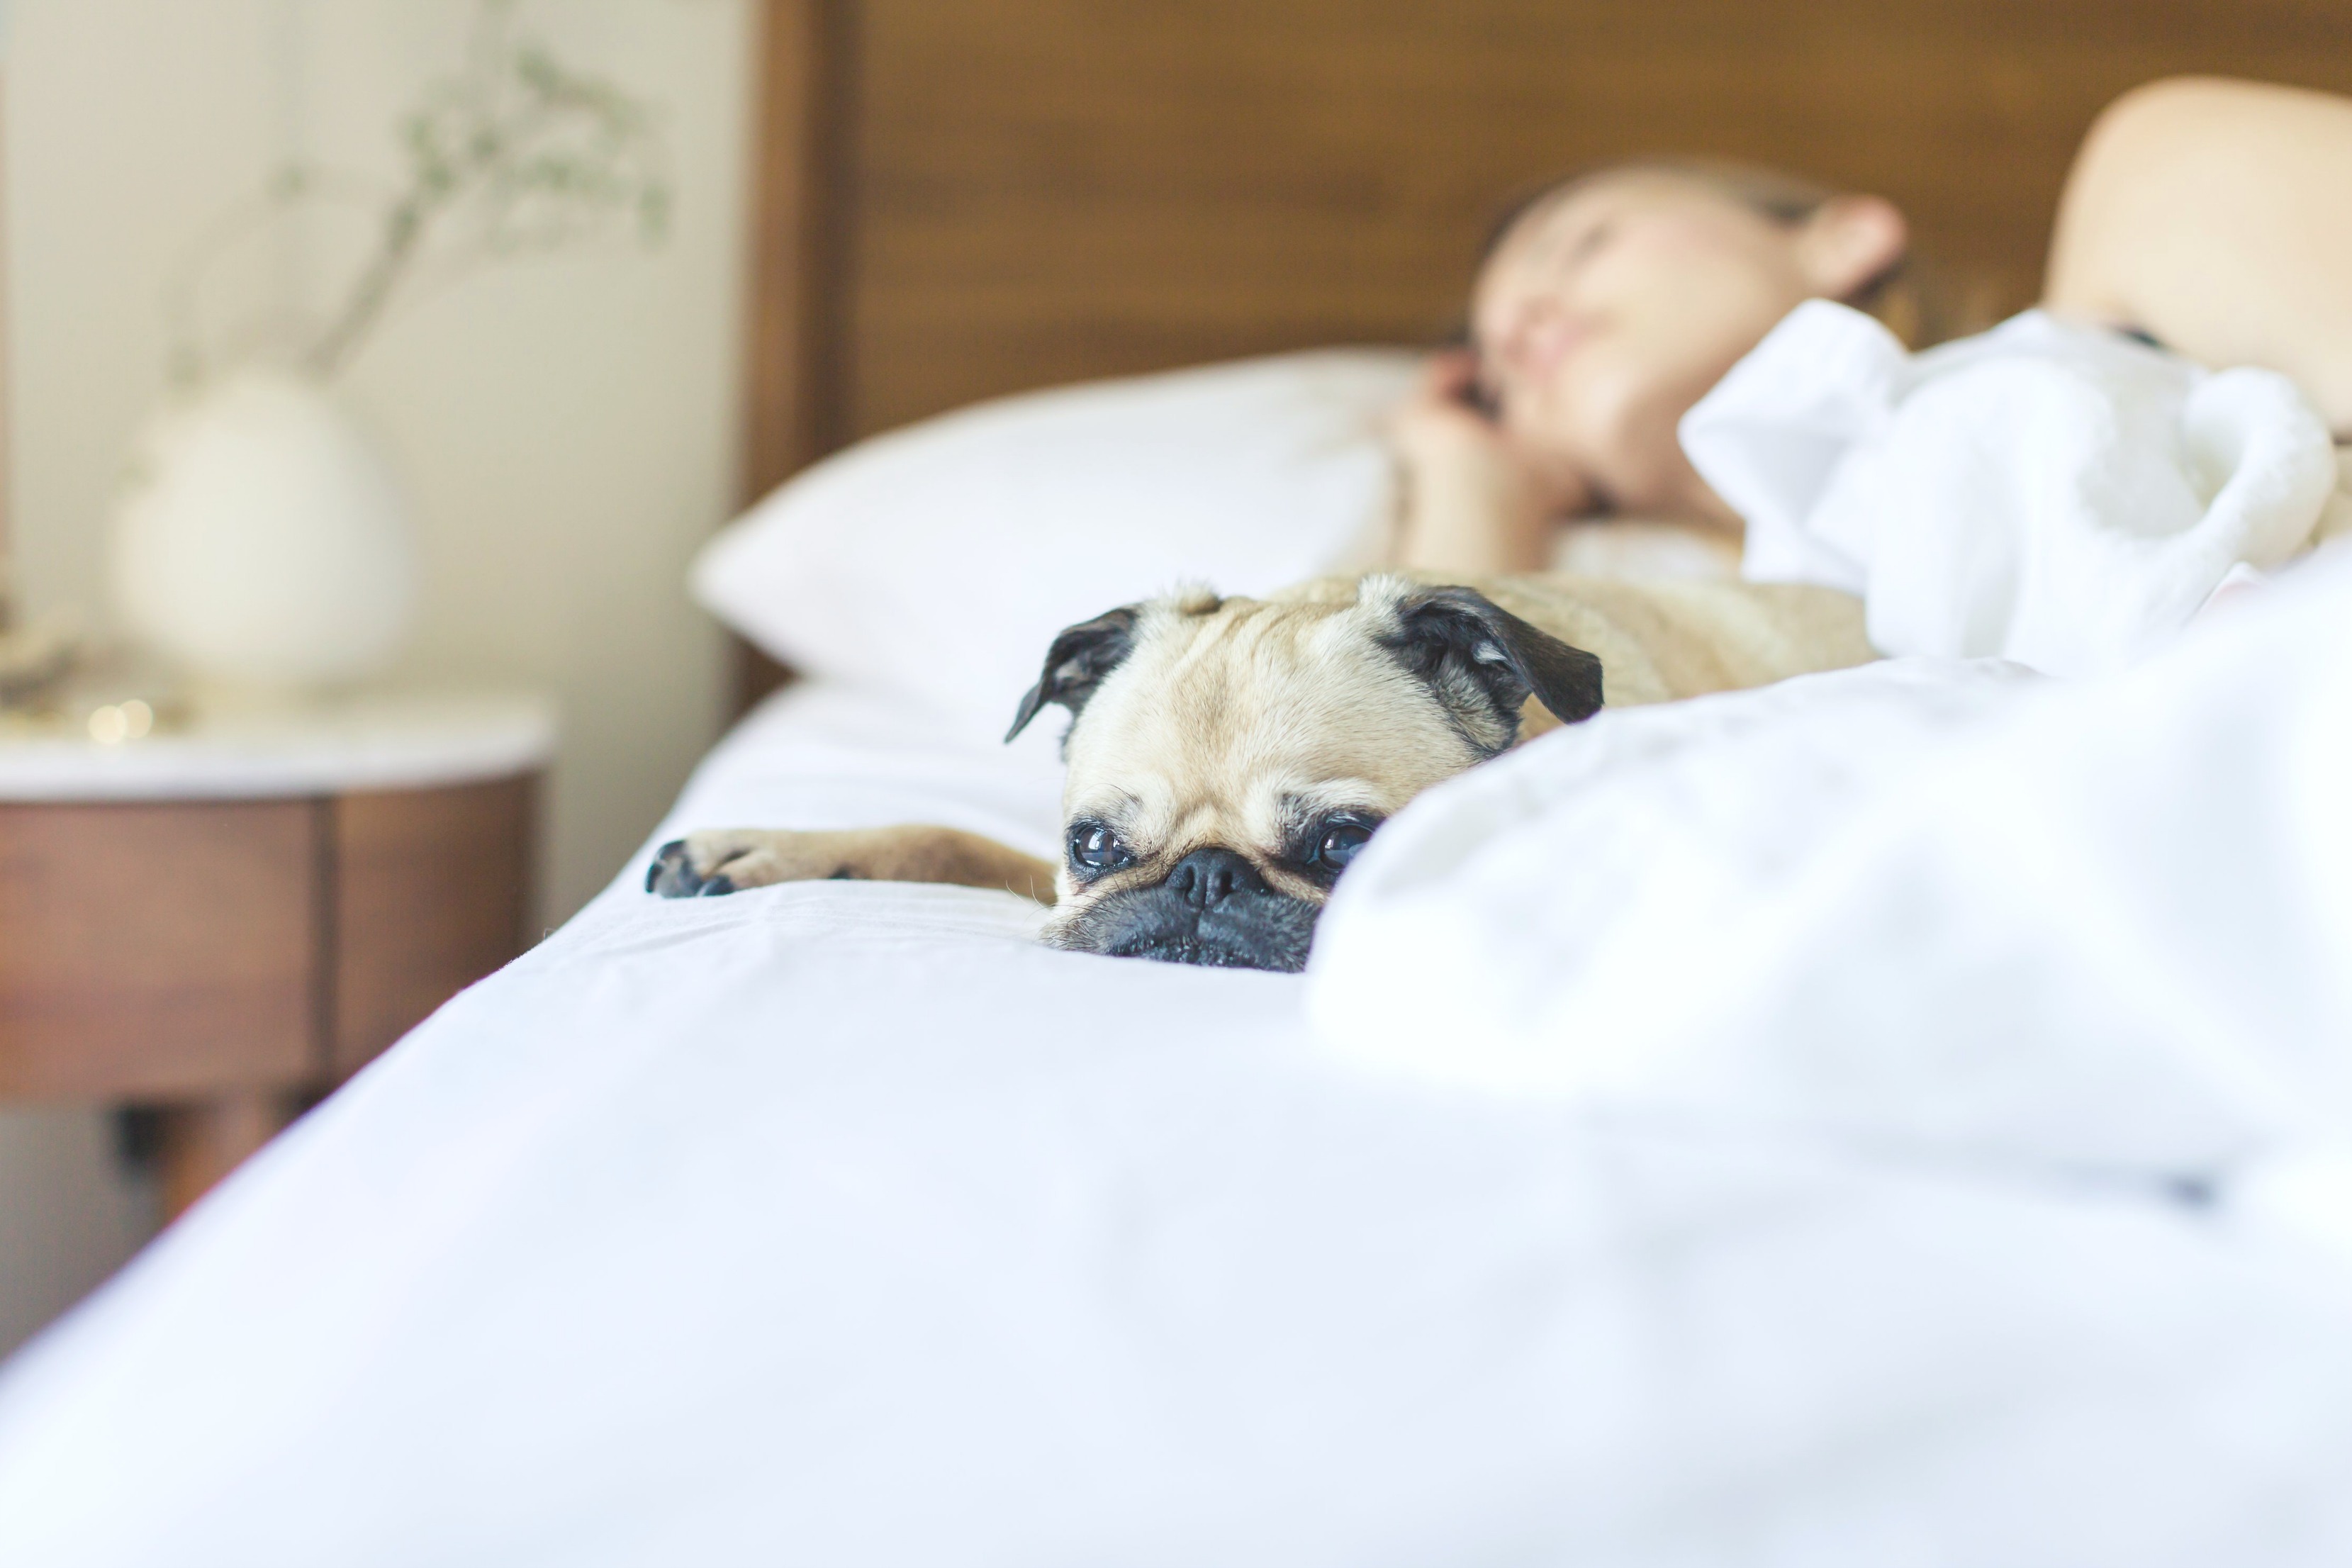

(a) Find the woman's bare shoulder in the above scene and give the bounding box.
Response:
[2046,77,2352,430]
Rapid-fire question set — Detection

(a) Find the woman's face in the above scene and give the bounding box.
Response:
[1471,173,1896,518]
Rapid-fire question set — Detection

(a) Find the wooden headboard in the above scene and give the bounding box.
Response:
[738,0,2352,694]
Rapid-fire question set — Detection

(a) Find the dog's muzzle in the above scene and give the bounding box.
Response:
[1048,846,1321,973]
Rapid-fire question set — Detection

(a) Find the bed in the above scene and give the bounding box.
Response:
[4,4,2352,1562]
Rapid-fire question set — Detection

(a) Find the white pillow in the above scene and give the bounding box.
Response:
[693,349,1420,740]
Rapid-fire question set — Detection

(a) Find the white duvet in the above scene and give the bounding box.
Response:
[3,561,2351,1563]
[1681,301,2351,676]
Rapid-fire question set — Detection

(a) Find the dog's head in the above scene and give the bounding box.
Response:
[1004,575,1605,972]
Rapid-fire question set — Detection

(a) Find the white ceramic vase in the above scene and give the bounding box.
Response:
[111,369,418,693]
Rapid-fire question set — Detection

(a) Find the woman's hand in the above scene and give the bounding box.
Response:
[1388,350,1584,574]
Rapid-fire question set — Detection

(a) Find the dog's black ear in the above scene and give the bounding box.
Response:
[1380,584,1604,754]
[1006,605,1142,743]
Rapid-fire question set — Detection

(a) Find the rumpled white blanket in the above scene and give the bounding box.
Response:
[1306,545,2352,1250]
[1681,301,2352,676]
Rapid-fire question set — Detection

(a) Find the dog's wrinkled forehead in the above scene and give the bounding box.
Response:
[1060,583,1484,842]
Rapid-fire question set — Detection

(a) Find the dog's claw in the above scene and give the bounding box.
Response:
[695,874,735,897]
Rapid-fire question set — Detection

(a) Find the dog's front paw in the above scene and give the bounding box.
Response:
[646,829,863,898]
[647,834,730,897]
[646,829,775,897]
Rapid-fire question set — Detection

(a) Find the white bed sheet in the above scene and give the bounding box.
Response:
[0,664,2344,1564]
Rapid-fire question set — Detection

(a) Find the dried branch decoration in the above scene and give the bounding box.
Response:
[167,0,671,386]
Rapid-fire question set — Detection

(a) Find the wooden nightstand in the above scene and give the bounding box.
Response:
[0,695,555,1216]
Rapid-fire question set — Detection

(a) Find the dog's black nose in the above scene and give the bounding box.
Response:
[1165,846,1266,909]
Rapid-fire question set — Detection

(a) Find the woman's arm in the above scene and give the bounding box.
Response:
[1387,350,1568,575]
[2047,77,2352,432]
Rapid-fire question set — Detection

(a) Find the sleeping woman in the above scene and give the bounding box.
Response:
[1392,76,2352,603]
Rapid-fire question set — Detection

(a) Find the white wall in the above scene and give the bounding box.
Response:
[1,0,753,1355]
[0,1109,154,1357]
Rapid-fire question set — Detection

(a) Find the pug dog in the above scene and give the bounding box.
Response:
[648,571,1875,971]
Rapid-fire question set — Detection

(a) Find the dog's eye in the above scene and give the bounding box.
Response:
[1069,822,1128,872]
[1314,822,1374,870]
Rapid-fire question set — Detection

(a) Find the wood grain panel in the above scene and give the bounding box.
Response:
[739,0,857,708]
[0,800,317,1099]
[330,775,534,1080]
[745,0,858,500]
[836,0,2352,437]
[154,1090,296,1221]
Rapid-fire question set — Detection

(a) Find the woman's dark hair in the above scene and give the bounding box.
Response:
[1479,157,1973,349]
